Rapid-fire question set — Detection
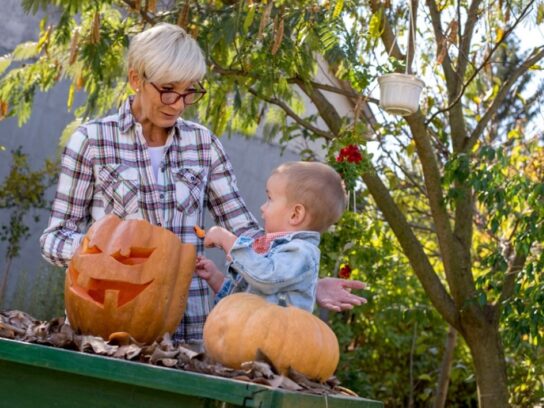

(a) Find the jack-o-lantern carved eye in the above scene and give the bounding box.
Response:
[111,247,155,265]
[82,237,102,254]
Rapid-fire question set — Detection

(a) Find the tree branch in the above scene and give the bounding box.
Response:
[406,112,477,305]
[305,81,380,106]
[457,0,484,79]
[426,1,537,126]
[292,77,343,135]
[369,0,404,61]
[466,46,544,150]
[498,248,530,305]
[362,168,459,327]
[246,88,335,140]
[425,0,457,95]
[121,0,156,25]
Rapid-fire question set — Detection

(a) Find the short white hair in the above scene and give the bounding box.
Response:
[128,23,206,84]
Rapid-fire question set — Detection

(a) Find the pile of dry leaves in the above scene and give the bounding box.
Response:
[0,310,357,397]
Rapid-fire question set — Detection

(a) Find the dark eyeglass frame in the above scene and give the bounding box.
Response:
[148,81,206,105]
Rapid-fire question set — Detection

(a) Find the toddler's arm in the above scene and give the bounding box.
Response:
[195,255,225,293]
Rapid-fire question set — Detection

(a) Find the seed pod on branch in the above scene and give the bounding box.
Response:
[90,12,100,45]
[271,14,284,55]
[177,0,191,29]
[0,101,8,120]
[76,74,85,91]
[258,1,274,41]
[147,0,157,13]
[446,20,458,44]
[68,29,79,65]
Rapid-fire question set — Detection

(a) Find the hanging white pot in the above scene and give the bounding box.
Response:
[378,73,425,116]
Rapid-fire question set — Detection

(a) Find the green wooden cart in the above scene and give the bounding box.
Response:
[0,338,382,407]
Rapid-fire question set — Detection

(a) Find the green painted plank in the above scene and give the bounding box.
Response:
[0,359,214,408]
[0,338,383,407]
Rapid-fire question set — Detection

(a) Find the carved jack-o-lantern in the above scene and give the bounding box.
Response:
[65,214,196,344]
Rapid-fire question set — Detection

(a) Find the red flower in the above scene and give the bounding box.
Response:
[339,264,352,279]
[336,144,363,164]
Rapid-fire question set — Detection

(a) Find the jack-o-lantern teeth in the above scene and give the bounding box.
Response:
[82,236,102,254]
[111,247,155,265]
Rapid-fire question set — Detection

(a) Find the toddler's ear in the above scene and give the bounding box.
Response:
[289,203,307,226]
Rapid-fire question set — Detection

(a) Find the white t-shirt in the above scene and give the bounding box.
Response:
[148,145,165,182]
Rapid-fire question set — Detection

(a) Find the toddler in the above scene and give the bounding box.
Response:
[196,161,347,312]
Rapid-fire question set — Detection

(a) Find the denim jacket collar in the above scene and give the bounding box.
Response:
[268,230,320,249]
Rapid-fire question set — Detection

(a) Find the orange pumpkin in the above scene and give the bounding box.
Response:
[203,293,339,382]
[65,214,196,344]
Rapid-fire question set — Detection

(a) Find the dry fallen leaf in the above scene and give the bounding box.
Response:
[0,310,357,397]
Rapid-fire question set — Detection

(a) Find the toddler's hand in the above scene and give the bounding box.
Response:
[195,255,224,293]
[204,226,237,253]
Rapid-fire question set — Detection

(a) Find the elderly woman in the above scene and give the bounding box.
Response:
[40,23,364,344]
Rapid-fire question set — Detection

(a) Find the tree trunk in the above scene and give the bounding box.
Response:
[463,319,509,408]
[434,326,457,408]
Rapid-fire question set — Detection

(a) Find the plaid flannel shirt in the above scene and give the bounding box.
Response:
[40,97,261,343]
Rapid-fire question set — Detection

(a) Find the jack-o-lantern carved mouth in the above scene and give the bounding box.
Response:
[69,238,156,307]
[68,266,153,308]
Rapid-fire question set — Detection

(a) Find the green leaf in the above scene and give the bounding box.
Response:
[418,373,432,382]
[243,4,256,33]
[537,3,544,24]
[12,42,40,61]
[59,118,82,147]
[0,54,12,75]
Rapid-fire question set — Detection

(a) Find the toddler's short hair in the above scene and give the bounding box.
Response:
[273,161,347,233]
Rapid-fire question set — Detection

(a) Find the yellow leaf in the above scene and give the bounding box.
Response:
[507,129,520,140]
[406,141,416,156]
[332,0,344,19]
[67,83,75,111]
[369,12,383,39]
[496,28,504,42]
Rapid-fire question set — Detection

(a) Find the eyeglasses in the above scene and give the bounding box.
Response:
[148,81,206,105]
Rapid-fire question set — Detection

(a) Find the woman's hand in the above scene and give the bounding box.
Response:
[316,277,367,312]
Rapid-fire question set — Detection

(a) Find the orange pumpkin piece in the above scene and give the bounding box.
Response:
[65,214,196,344]
[203,293,340,382]
[193,225,206,238]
